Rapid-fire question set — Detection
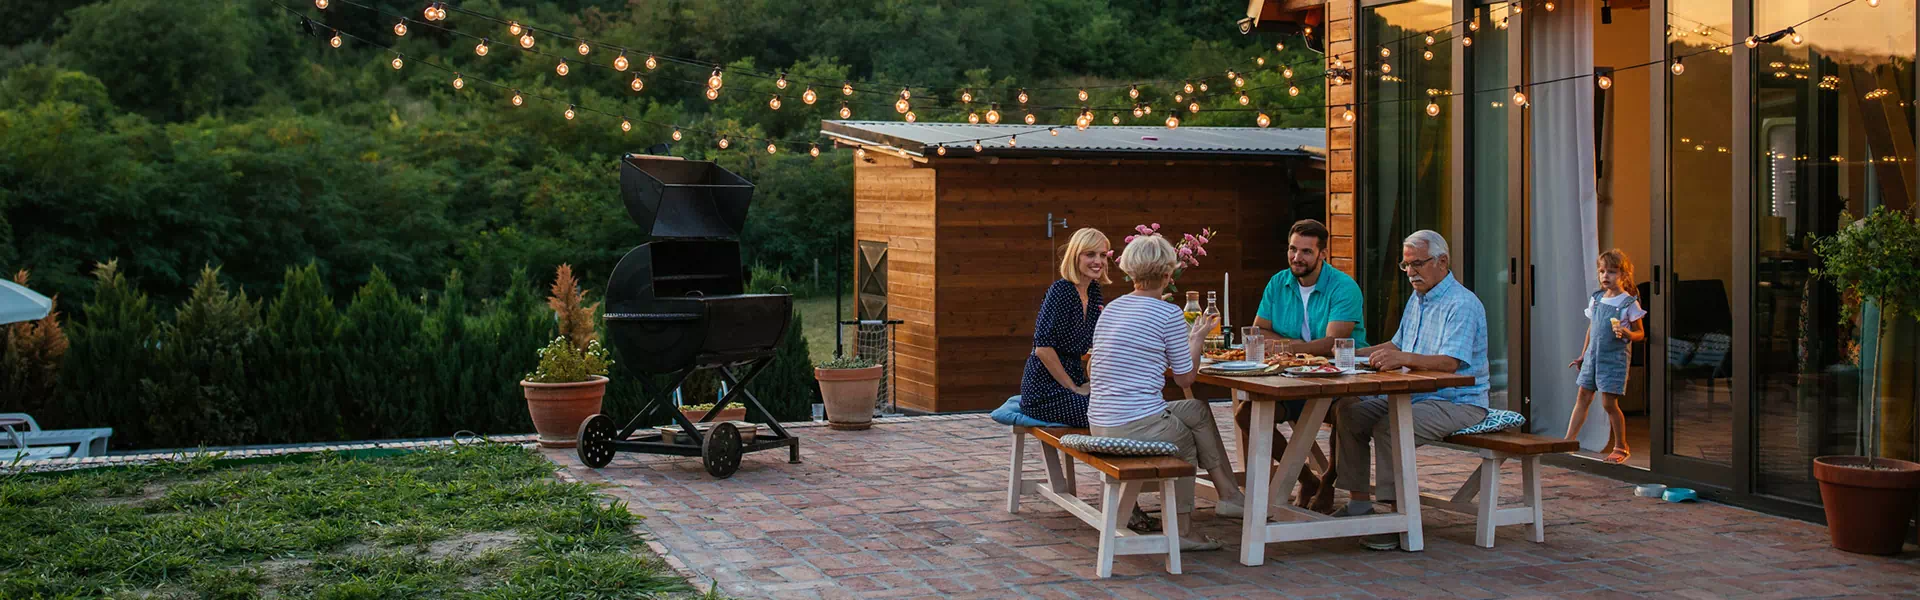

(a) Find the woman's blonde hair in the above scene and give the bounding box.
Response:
[1058,228,1112,285]
[1118,234,1179,285]
[1598,249,1636,292]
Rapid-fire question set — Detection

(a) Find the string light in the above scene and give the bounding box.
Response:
[1075,112,1092,130]
[1078,89,1089,101]
[1463,35,1473,47]
[962,90,976,103]
[855,148,867,159]
[630,73,644,92]
[511,89,524,106]
[1746,36,1760,48]
[842,82,854,96]
[1283,67,1294,79]
[1128,85,1140,99]
[577,42,591,55]
[1174,93,1185,103]
[1165,114,1180,129]
[672,128,682,141]
[1256,57,1266,66]
[331,31,343,48]
[705,88,719,100]
[767,142,778,154]
[1239,93,1251,105]
[1426,102,1441,117]
[621,118,631,132]
[905,111,917,122]
[776,73,788,89]
[1869,0,1880,6]
[840,104,853,119]
[1257,113,1271,128]
[1187,102,1200,113]
[809,145,820,157]
[718,138,730,149]
[1018,89,1030,104]
[1024,113,1037,125]
[645,55,658,70]
[564,105,575,120]
[1275,41,1285,51]
[1424,50,1435,60]
[1110,115,1121,125]
[315,0,328,8]
[1381,62,1393,74]
[391,55,404,70]
[508,21,522,36]
[1545,1,1556,10]
[1132,106,1144,118]
[986,105,1002,124]
[393,21,408,36]
[1183,82,1195,94]
[1052,126,1062,136]
[520,32,535,48]
[475,38,488,55]
[769,96,782,110]
[1671,57,1686,75]
[707,69,724,90]
[1289,86,1300,97]
[1426,35,1436,45]
[895,98,911,113]
[973,141,984,152]
[555,60,569,76]
[1342,106,1356,123]
[968,112,981,124]
[614,53,629,71]
[1512,87,1528,108]
[1598,74,1613,89]
[936,146,947,156]
[1199,83,1209,92]
[451,73,464,89]
[1380,47,1391,58]
[1789,28,1803,44]
[899,87,911,100]
[1470,20,1481,32]
[802,88,817,104]
[1235,76,1247,87]
[1008,137,1017,147]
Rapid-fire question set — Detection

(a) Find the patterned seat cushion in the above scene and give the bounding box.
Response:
[1057,434,1178,457]
[1454,409,1527,436]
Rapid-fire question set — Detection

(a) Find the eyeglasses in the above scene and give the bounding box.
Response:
[1397,257,1436,271]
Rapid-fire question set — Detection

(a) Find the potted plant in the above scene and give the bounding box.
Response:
[522,265,610,449]
[1809,206,1920,555]
[814,356,882,431]
[678,402,747,424]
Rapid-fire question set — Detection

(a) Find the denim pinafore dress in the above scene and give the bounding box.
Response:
[1576,291,1632,394]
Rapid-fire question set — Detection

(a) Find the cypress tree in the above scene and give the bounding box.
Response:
[60,260,160,449]
[338,268,424,439]
[257,263,343,441]
[139,266,261,447]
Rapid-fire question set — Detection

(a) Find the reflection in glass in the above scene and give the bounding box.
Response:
[1362,0,1455,342]
[1751,0,1914,502]
[1469,4,1513,411]
[1665,0,1737,466]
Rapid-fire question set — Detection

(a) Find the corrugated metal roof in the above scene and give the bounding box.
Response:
[820,121,1325,161]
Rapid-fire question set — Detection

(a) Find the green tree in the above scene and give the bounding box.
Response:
[58,261,159,445]
[56,0,267,122]
[256,263,345,440]
[139,266,262,447]
[337,267,424,439]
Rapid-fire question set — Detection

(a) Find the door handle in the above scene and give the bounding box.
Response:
[1529,264,1536,307]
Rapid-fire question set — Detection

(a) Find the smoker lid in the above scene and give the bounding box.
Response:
[620,154,755,240]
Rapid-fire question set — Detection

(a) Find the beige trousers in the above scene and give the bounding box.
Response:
[1334,396,1487,499]
[1091,399,1235,513]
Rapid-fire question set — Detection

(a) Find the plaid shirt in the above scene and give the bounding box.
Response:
[1389,273,1490,407]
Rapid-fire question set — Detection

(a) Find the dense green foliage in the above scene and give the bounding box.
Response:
[1,0,1312,447]
[0,444,689,598]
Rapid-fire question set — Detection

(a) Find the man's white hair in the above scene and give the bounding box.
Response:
[1403,229,1450,258]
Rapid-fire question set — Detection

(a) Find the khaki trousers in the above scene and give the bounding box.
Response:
[1091,399,1234,513]
[1333,397,1487,499]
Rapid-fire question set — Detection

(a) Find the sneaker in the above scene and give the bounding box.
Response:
[1330,503,1373,518]
[1127,507,1161,533]
[1360,533,1399,551]
[1179,536,1225,552]
[1213,498,1244,519]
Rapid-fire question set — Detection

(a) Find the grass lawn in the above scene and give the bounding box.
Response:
[796,293,852,366]
[0,445,704,599]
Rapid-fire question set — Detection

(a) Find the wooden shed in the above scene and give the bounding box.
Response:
[821,121,1327,413]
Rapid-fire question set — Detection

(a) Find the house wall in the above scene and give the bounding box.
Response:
[852,153,939,412]
[1327,0,1360,274]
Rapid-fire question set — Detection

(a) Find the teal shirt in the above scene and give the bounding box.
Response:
[1255,264,1368,347]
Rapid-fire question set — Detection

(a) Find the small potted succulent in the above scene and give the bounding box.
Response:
[1809,206,1920,555]
[814,356,881,431]
[522,265,610,448]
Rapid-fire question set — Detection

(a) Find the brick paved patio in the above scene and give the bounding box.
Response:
[547,407,1920,599]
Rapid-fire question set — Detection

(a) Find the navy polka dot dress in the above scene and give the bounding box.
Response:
[1021,279,1102,428]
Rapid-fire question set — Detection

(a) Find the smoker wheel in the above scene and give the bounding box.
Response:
[703,422,744,478]
[577,414,617,468]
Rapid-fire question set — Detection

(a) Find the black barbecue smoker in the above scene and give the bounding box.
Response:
[574,154,799,478]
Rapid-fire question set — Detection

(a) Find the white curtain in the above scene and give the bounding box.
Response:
[1527,0,1604,449]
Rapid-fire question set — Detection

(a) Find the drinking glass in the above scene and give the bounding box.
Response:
[1334,338,1356,372]
[811,403,826,422]
[1242,326,1265,363]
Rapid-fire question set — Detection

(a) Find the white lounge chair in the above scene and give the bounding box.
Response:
[0,413,111,458]
[2,446,71,463]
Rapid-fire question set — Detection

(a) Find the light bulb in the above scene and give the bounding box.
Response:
[895,98,910,113]
[1275,41,1285,51]
[1110,115,1120,125]
[434,6,446,20]
[1199,82,1210,92]
[1426,102,1440,116]
[1283,67,1294,79]
[614,53,629,71]
[509,21,522,36]
[1143,104,1152,115]
[564,106,575,120]
[1128,85,1140,99]
[1239,94,1251,105]
[1869,0,1880,6]
[1075,114,1089,130]
[1597,75,1613,89]
[1463,35,1473,47]
[1790,31,1803,44]
[672,129,682,141]
[969,112,980,124]
[1289,86,1300,97]
[1381,62,1392,74]
[1018,89,1029,104]
[330,32,343,48]
[315,0,328,8]
[840,105,852,119]
[1342,107,1355,123]
[1256,57,1266,66]
[423,4,436,20]
[842,82,854,96]
[1380,47,1391,58]
[1024,113,1036,125]
[1512,90,1528,106]
[1745,36,1759,48]
[962,90,975,103]
[809,145,820,157]
[577,42,590,55]
[1424,50,1435,60]
[855,148,866,159]
[621,119,631,132]
[973,141,984,152]
[630,74,644,92]
[1545,1,1556,10]
[1165,115,1180,129]
[1470,20,1480,32]
[1257,113,1271,127]
[776,74,788,89]
[1183,82,1195,94]
[705,88,720,101]
[475,39,489,55]
[394,22,408,36]
[769,96,782,110]
[391,56,404,70]
[1513,4,1522,12]
[718,138,729,149]
[707,70,723,89]
[1235,76,1246,87]
[452,74,464,89]
[1187,102,1200,114]
[767,143,777,154]
[1426,35,1436,45]
[555,61,569,76]
[1132,106,1144,118]
[1671,59,1686,75]
[899,88,911,100]
[1008,137,1017,147]
[1498,18,1509,30]
[520,33,535,48]
[802,88,817,104]
[986,108,1001,123]
[1078,89,1089,101]
[645,55,658,70]
[511,91,523,106]
[1174,93,1184,103]
[905,111,917,122]
[936,146,947,156]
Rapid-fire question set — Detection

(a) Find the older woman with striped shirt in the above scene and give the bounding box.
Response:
[1088,234,1247,551]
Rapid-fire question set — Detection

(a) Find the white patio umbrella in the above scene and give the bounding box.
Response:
[0,279,53,324]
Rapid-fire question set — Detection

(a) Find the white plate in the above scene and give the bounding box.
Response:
[1212,360,1265,371]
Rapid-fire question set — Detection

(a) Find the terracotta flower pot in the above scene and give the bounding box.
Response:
[1813,455,1920,555]
[815,365,884,431]
[522,376,608,448]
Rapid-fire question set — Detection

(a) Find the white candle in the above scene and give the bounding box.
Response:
[1223,271,1231,342]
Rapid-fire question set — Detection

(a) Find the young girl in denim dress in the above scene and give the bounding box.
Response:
[1565,249,1646,464]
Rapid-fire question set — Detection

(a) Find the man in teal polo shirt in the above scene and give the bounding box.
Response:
[1236,219,1367,511]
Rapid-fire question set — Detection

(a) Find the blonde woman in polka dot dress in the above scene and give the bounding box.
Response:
[1020,228,1110,428]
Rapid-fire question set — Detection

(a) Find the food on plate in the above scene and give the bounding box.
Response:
[1262,353,1331,368]
[1285,364,1344,375]
[1203,348,1245,362]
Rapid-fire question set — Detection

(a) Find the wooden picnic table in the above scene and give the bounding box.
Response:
[1194,368,1476,566]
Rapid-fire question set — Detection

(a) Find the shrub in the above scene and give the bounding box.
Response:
[816,357,876,369]
[337,268,424,439]
[1,270,67,420]
[546,264,599,351]
[138,265,261,448]
[255,263,344,439]
[525,337,612,384]
[746,310,816,423]
[57,261,159,445]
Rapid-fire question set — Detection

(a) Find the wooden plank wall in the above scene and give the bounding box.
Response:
[852,154,939,412]
[1325,0,1359,273]
[929,160,1313,412]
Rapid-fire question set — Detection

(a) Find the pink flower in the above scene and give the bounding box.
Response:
[1135,224,1152,235]
[1196,235,1210,244]
[1150,222,1160,230]
[1178,247,1193,256]
[1124,235,1136,243]
[1197,247,1207,256]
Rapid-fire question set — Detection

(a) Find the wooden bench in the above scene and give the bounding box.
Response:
[1007,426,1195,577]
[1419,430,1579,548]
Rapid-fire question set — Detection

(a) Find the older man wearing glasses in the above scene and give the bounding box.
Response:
[1331,230,1490,551]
